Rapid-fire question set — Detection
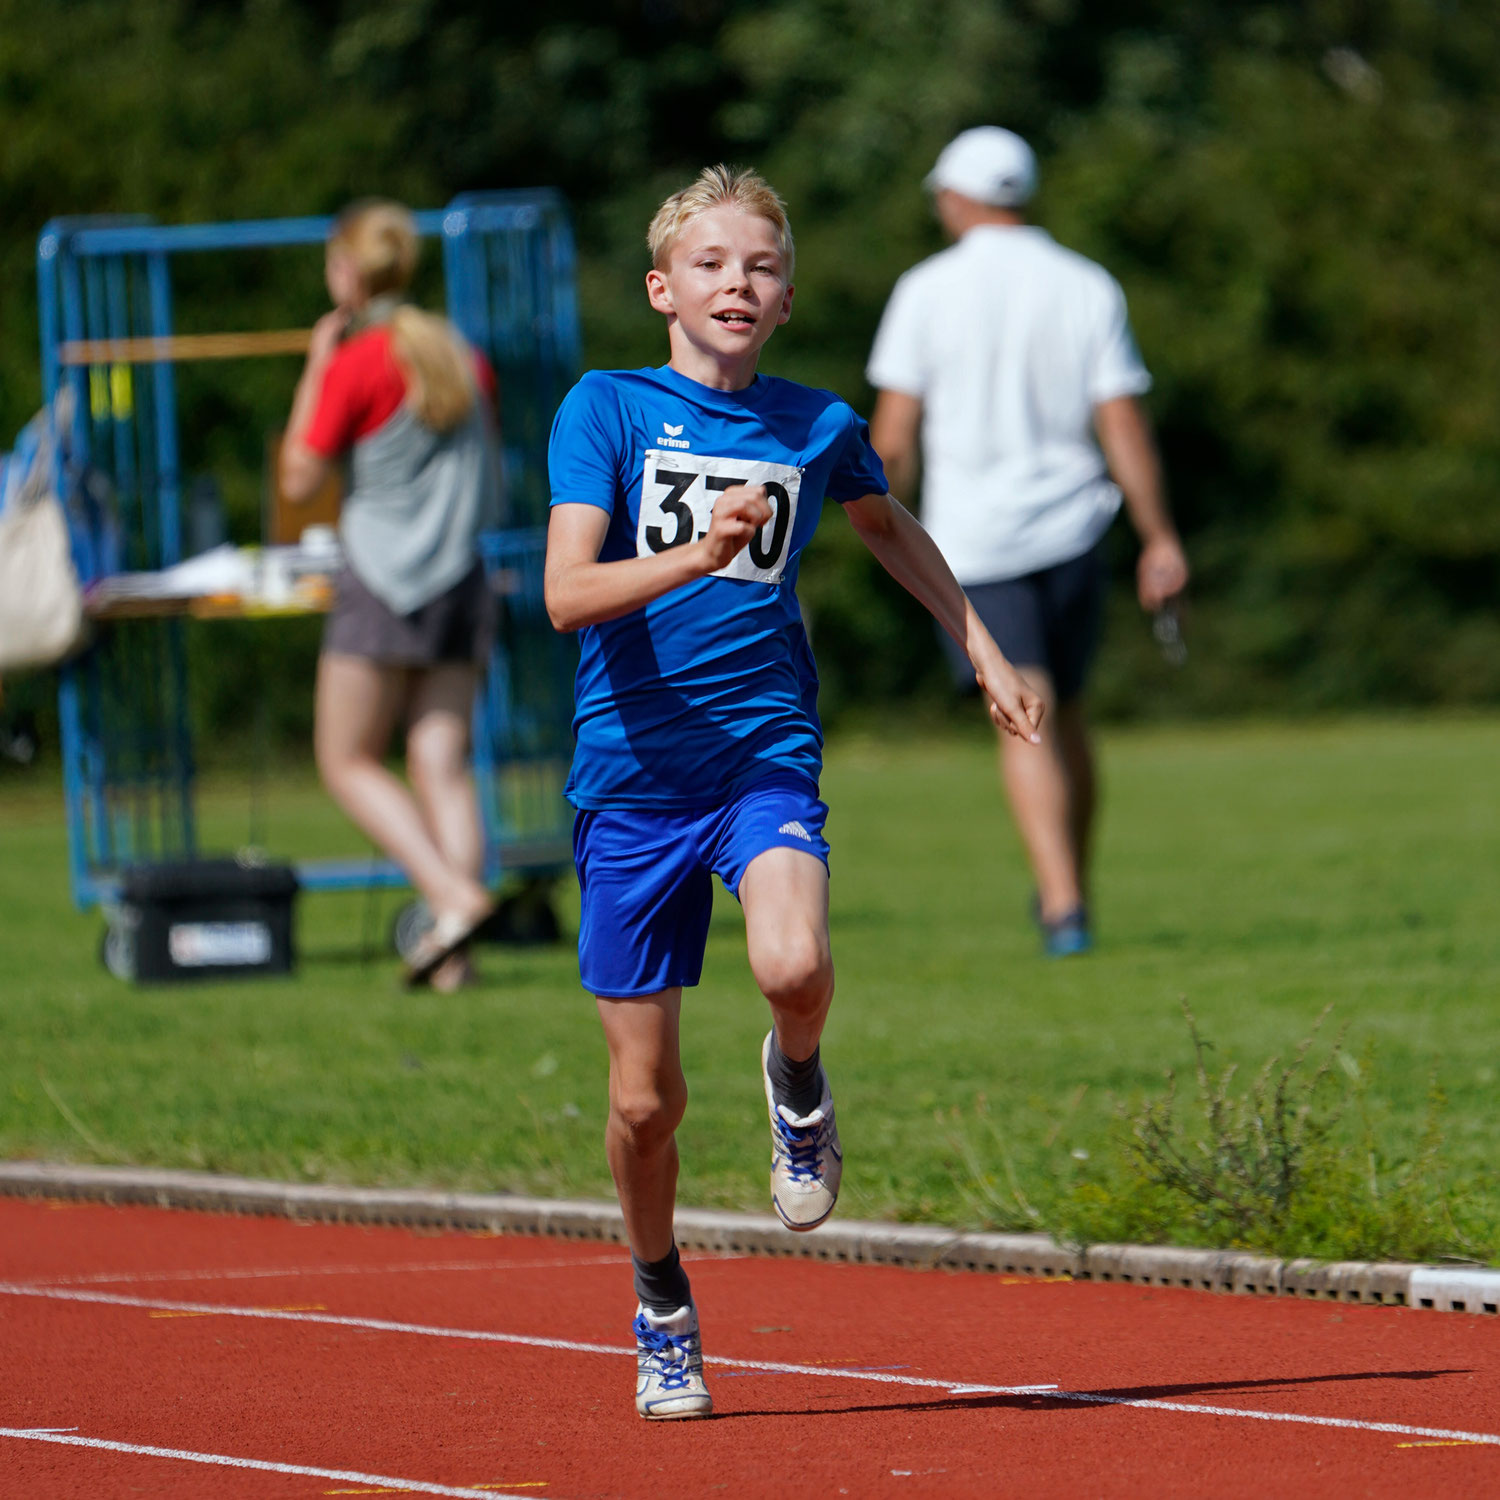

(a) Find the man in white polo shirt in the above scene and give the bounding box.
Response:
[868,126,1188,955]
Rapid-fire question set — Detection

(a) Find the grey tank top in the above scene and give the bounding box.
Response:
[337,320,503,616]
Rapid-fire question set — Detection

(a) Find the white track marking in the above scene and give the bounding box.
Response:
[0,1428,535,1499]
[0,1282,1052,1397]
[6,1282,1497,1447]
[13,1253,632,1289]
[1048,1390,1500,1446]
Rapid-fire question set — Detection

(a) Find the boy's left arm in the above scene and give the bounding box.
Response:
[842,491,1044,744]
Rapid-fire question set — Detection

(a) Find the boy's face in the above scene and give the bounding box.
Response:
[646,205,793,374]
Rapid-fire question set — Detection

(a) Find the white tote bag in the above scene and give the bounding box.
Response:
[0,413,87,673]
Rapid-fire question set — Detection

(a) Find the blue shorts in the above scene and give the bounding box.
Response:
[573,774,830,999]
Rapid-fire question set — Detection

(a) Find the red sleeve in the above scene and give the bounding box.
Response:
[304,329,408,456]
[474,350,498,403]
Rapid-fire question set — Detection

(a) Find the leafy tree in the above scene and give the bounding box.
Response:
[705,0,1500,711]
[4,0,1499,735]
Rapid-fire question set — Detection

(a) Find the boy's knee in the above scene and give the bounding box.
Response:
[609,1078,687,1155]
[754,931,833,1016]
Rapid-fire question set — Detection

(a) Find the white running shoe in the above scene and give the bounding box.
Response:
[761,1030,843,1232]
[633,1303,713,1419]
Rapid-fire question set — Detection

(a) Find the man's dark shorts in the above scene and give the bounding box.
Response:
[940,541,1106,704]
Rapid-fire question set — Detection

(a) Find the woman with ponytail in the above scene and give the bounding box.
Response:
[281,199,503,990]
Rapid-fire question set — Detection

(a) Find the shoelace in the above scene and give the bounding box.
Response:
[635,1318,696,1390]
[773,1111,827,1183]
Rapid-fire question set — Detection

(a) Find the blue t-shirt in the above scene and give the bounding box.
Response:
[548,364,889,811]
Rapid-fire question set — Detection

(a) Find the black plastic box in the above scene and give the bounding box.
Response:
[111,858,299,983]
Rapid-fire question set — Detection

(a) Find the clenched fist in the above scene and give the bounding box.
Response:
[700,483,773,573]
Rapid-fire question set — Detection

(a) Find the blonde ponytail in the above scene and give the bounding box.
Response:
[390,305,478,433]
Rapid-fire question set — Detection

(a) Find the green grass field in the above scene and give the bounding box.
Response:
[3,716,1497,1260]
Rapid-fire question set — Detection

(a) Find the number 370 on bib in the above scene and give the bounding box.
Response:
[637,451,803,585]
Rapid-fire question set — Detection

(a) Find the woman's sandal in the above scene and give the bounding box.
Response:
[402,905,496,989]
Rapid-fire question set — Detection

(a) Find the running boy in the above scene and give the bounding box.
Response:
[545,166,1043,1420]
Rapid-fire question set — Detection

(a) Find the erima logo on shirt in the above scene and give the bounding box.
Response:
[778,820,812,842]
[659,421,690,450]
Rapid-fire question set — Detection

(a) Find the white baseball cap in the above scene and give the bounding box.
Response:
[924,127,1037,207]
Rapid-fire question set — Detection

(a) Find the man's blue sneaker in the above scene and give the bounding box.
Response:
[1041,907,1092,958]
[633,1302,712,1419]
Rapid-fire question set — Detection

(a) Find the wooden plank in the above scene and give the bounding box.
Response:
[264,428,342,545]
[58,329,313,366]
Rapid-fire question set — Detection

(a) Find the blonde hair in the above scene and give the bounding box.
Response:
[329,199,477,433]
[647,165,795,280]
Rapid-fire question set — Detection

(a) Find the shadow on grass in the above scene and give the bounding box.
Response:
[297,941,571,969]
[298,946,392,967]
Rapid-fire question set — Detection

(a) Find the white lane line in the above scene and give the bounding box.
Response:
[13,1253,633,1289]
[1051,1389,1500,1447]
[0,1282,1053,1398]
[10,1281,1494,1446]
[0,1427,535,1499]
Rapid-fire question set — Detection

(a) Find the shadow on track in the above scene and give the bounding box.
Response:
[711,1366,1469,1421]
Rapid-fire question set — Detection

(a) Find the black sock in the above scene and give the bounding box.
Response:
[632,1243,692,1315]
[768,1034,823,1118]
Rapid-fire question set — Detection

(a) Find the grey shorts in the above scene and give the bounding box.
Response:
[322,562,494,666]
[941,542,1106,703]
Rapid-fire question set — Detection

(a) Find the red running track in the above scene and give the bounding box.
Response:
[2,1196,1498,1498]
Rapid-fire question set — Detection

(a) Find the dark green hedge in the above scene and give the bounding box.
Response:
[3,0,1498,748]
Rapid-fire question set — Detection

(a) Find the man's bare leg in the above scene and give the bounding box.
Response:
[1054,694,1097,903]
[996,665,1085,924]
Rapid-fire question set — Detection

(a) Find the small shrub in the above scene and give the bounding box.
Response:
[1101,1004,1491,1261]
[948,1001,1495,1264]
[1122,999,1348,1247]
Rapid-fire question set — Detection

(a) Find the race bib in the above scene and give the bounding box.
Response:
[638,450,802,584]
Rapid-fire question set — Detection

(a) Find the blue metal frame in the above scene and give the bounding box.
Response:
[38,193,580,910]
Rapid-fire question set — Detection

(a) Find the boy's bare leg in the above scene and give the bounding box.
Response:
[996,666,1085,923]
[740,847,834,1060]
[595,988,687,1262]
[597,986,711,1419]
[742,846,841,1229]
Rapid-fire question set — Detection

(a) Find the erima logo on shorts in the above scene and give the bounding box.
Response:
[778,820,812,841]
[658,421,690,450]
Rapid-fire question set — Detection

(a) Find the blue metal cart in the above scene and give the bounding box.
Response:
[34,194,579,965]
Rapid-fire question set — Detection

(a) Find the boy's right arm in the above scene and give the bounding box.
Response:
[545,487,773,633]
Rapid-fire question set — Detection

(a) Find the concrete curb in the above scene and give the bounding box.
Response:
[2,1161,1495,1313]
